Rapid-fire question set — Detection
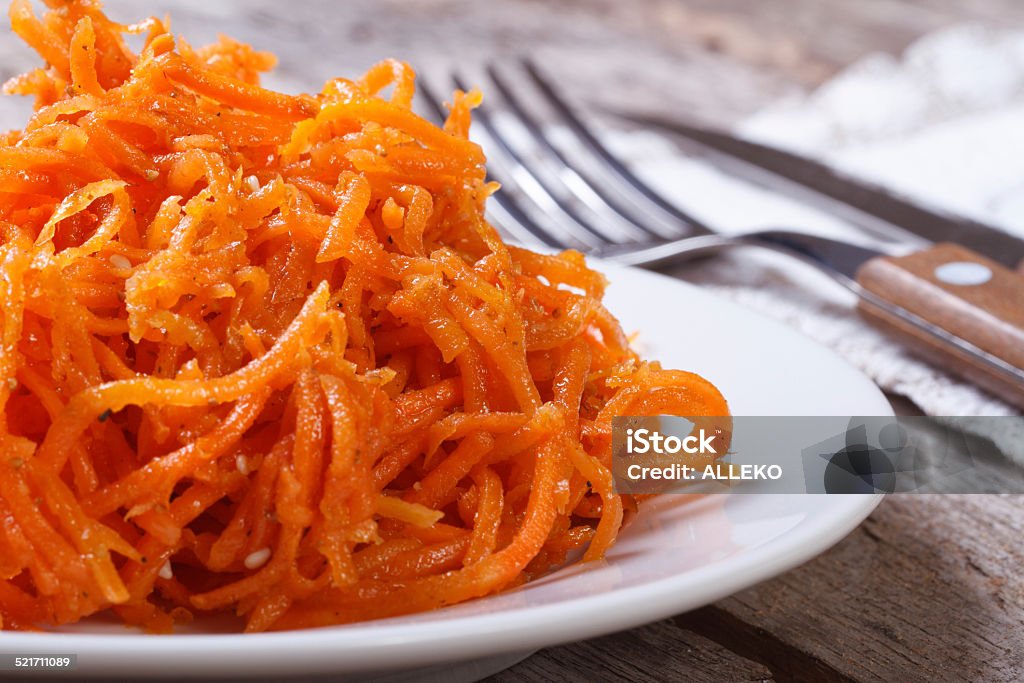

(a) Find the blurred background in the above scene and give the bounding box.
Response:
[2,0,1023,123]
[4,0,1023,232]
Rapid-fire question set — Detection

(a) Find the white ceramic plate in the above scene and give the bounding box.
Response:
[0,262,888,681]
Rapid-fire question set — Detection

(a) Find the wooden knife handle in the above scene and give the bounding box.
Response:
[855,243,1024,409]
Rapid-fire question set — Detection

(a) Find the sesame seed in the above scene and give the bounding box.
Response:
[236,454,250,475]
[245,175,260,192]
[158,561,173,580]
[244,547,271,570]
[109,254,131,270]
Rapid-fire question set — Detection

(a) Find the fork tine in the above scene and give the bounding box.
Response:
[416,78,564,248]
[448,72,613,249]
[486,193,566,248]
[414,75,448,125]
[485,64,665,243]
[522,59,712,236]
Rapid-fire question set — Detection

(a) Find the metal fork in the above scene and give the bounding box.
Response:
[416,60,887,289]
[416,61,1024,408]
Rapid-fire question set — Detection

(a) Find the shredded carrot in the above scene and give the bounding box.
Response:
[0,1,729,633]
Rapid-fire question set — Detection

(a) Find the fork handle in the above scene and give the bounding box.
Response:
[855,243,1024,409]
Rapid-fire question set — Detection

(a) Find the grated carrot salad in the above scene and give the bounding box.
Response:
[0,0,728,632]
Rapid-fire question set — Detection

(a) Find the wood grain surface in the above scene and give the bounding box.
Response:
[489,621,774,683]
[2,2,1022,681]
[678,495,1024,682]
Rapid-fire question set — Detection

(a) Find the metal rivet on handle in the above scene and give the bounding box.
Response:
[934,261,993,286]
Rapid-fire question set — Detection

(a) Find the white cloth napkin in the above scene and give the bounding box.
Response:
[605,24,1024,461]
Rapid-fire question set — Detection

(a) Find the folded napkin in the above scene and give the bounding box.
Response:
[605,24,1024,461]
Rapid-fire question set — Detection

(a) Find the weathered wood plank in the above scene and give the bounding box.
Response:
[677,496,1024,682]
[9,0,1011,132]
[489,620,774,683]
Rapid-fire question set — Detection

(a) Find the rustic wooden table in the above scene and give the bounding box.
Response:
[5,1,1023,680]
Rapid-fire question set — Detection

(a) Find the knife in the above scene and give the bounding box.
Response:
[598,229,1024,409]
[594,116,1024,408]
[615,112,1024,271]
